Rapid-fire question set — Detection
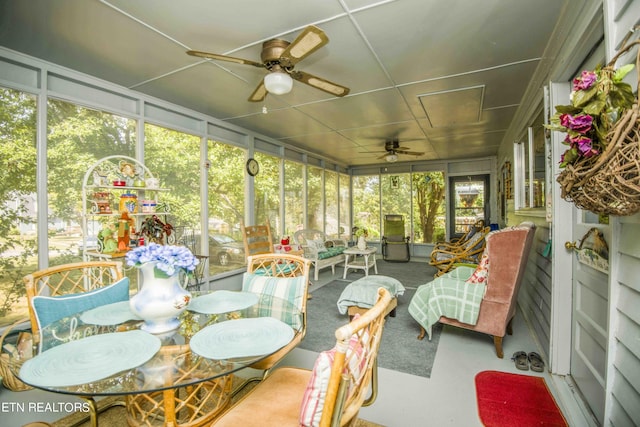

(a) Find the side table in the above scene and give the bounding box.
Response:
[343,246,378,279]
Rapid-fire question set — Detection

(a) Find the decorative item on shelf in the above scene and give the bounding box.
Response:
[119,192,138,214]
[280,236,290,245]
[146,177,160,189]
[126,243,199,334]
[133,179,145,187]
[117,211,135,252]
[113,180,126,187]
[141,199,157,213]
[97,224,118,253]
[354,227,368,250]
[91,191,113,214]
[546,38,640,215]
[119,160,137,186]
[92,169,108,186]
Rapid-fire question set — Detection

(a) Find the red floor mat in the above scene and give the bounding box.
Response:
[475,370,568,427]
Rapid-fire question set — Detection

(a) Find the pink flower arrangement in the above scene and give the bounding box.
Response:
[546,64,635,168]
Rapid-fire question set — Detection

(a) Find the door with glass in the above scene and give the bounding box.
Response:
[448,175,489,239]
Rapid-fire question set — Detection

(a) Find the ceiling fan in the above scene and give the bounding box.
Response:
[187,25,350,102]
[366,139,425,162]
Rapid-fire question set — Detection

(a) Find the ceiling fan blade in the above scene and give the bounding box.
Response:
[396,149,425,156]
[291,70,350,97]
[377,152,390,160]
[187,50,264,68]
[248,80,268,102]
[279,26,329,67]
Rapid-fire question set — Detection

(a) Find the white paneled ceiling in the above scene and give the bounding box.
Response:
[0,0,575,166]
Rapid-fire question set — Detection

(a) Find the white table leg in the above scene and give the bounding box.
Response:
[343,253,350,279]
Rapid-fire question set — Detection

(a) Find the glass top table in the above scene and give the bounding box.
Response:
[7,291,302,427]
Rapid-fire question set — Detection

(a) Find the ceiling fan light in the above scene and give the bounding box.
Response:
[386,153,398,162]
[264,71,293,95]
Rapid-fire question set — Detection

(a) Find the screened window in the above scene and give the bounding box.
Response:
[381,173,411,237]
[352,175,380,239]
[412,172,446,243]
[0,88,37,326]
[284,160,304,237]
[338,173,351,240]
[254,152,280,237]
[204,141,245,274]
[307,166,324,231]
[325,170,339,237]
[47,99,136,267]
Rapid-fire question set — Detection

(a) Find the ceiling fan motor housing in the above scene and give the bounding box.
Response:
[385,140,400,151]
[262,39,291,70]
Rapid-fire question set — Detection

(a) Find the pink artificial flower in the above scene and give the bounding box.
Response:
[568,135,599,157]
[559,113,593,134]
[572,70,597,91]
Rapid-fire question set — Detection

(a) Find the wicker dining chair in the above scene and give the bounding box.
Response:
[22,261,126,427]
[24,261,124,339]
[213,287,393,427]
[241,253,311,377]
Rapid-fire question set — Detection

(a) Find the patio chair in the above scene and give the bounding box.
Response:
[242,253,312,375]
[24,261,125,340]
[432,219,485,252]
[410,222,536,357]
[241,221,274,258]
[381,214,410,262]
[429,225,491,276]
[23,261,127,426]
[213,287,393,427]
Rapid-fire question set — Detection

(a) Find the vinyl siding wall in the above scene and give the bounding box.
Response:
[508,215,553,358]
[607,213,640,425]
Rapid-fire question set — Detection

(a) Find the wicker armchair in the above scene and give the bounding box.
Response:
[429,226,491,276]
[24,261,124,339]
[243,253,312,376]
[22,261,125,426]
[213,288,393,427]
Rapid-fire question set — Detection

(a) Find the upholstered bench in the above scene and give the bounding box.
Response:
[336,275,404,319]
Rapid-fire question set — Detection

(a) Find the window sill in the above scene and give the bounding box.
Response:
[515,208,546,218]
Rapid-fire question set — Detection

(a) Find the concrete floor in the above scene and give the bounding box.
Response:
[1,261,591,426]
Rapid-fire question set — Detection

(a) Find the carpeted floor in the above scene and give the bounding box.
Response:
[300,260,441,378]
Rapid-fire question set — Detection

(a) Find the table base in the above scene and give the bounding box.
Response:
[125,375,233,427]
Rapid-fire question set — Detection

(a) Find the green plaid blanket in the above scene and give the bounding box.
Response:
[408,271,486,340]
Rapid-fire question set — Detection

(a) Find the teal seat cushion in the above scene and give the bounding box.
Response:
[317,246,345,260]
[31,277,130,331]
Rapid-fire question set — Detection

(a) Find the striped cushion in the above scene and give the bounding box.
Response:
[299,316,368,427]
[242,272,306,329]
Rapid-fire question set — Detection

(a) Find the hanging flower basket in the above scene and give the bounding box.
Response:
[549,39,640,216]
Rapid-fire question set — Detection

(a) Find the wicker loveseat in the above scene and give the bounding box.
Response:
[293,229,347,281]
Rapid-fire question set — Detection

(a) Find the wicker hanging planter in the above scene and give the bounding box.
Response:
[554,40,640,216]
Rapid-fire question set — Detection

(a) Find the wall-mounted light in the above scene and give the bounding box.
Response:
[264,71,293,95]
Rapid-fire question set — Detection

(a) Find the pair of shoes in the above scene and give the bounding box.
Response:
[511,351,529,370]
[528,351,545,372]
[511,351,546,372]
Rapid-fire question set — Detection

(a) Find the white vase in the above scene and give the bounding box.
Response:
[357,235,367,250]
[130,262,191,334]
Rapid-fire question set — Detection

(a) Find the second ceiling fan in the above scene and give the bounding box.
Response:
[187,26,350,102]
[368,139,425,162]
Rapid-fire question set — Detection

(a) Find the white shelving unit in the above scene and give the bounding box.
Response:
[80,155,171,260]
